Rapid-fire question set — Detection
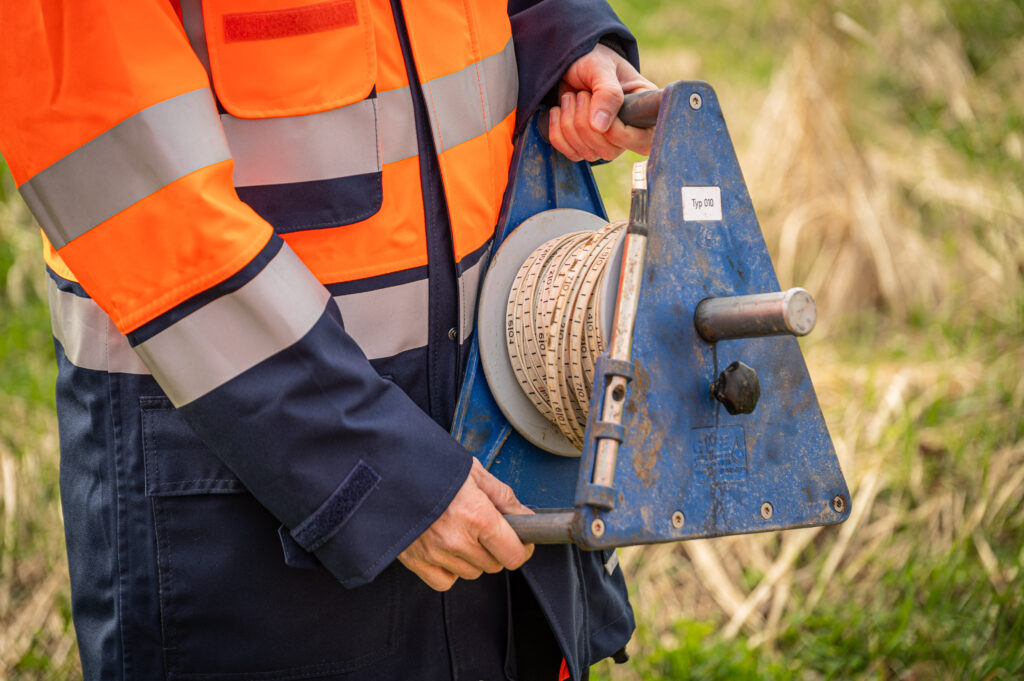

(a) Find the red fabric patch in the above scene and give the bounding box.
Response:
[223,0,357,42]
[559,657,571,681]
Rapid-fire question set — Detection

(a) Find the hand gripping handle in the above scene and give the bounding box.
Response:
[538,88,664,138]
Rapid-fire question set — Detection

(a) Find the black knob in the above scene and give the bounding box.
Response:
[710,361,760,415]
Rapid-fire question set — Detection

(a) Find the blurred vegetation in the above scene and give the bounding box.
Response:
[591,0,1024,679]
[1,0,1023,678]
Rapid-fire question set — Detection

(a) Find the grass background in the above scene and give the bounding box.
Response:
[1,0,1023,677]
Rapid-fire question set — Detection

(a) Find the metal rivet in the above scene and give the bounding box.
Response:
[689,92,702,110]
[591,518,605,537]
[760,502,773,520]
[832,495,846,513]
[447,327,458,341]
[671,511,685,529]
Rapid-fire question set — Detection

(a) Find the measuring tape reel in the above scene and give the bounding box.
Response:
[477,209,626,456]
[455,81,852,548]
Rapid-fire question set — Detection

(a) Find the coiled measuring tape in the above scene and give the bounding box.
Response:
[504,221,626,448]
[477,208,626,457]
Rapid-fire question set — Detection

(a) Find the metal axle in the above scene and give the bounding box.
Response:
[694,288,816,343]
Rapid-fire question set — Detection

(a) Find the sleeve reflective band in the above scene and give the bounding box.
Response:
[19,88,230,249]
[134,244,331,407]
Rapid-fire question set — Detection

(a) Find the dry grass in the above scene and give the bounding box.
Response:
[2,0,1023,678]
[744,9,1024,323]
[594,0,1024,678]
[0,188,79,678]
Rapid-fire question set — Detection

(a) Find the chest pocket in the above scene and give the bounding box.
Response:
[200,0,385,234]
[203,0,376,118]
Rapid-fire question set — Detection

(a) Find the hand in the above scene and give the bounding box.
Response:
[548,43,658,162]
[398,459,535,591]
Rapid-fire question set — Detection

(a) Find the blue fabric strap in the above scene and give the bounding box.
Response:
[291,460,382,552]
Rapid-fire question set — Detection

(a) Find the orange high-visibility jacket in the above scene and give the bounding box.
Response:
[1,0,518,594]
[0,2,639,678]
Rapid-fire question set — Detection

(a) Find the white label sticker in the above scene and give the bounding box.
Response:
[682,186,723,221]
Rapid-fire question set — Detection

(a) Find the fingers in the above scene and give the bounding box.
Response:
[399,462,535,591]
[548,105,580,162]
[549,42,659,160]
[584,62,625,134]
[470,459,531,515]
[479,516,534,570]
[604,117,655,157]
[548,92,626,162]
[398,553,459,591]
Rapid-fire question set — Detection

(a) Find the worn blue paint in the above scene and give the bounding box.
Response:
[452,81,850,547]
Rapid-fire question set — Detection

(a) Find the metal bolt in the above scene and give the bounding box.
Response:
[671,511,685,529]
[710,361,761,415]
[689,92,702,110]
[832,495,846,513]
[591,518,605,537]
[760,502,773,520]
[447,327,458,341]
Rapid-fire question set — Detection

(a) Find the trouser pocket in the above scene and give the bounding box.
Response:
[142,396,399,679]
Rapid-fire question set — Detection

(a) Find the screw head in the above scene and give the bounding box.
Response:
[832,495,846,513]
[689,92,703,110]
[760,502,773,520]
[591,518,605,537]
[671,510,685,529]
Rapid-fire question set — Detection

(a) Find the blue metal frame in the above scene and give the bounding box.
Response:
[452,81,850,547]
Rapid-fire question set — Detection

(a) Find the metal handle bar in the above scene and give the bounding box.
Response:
[538,88,664,138]
[503,511,576,544]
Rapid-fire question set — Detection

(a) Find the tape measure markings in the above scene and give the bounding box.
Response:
[505,221,626,449]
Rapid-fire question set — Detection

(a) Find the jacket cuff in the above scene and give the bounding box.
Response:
[311,454,472,587]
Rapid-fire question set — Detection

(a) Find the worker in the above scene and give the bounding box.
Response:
[0,1,656,679]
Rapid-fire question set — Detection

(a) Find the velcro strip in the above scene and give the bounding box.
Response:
[291,460,381,552]
[223,0,358,43]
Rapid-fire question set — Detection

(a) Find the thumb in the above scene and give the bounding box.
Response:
[470,460,532,515]
[585,63,625,133]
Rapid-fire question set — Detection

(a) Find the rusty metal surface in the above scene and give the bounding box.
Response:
[453,83,851,547]
[574,82,850,549]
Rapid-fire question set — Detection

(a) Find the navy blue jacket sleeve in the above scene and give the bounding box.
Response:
[509,0,640,135]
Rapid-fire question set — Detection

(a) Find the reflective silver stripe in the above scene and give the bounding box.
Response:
[180,0,212,77]
[20,89,231,250]
[333,279,429,361]
[48,279,151,375]
[479,39,519,139]
[219,40,516,187]
[458,254,489,343]
[378,88,419,164]
[423,40,518,153]
[224,99,382,187]
[135,245,331,407]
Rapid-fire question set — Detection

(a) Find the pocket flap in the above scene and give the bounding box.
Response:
[141,396,246,496]
[203,0,377,118]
